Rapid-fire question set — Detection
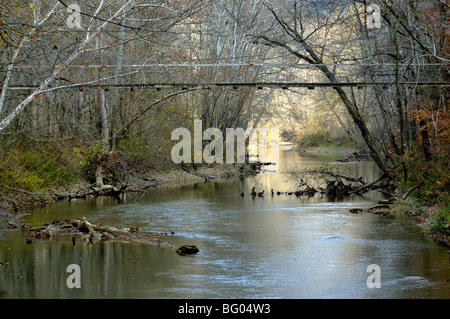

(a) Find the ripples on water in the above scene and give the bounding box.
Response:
[0,149,449,298]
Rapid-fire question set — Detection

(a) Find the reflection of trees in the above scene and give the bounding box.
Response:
[0,239,181,298]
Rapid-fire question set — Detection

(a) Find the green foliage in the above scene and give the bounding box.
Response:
[0,142,80,193]
[393,197,427,218]
[398,161,450,205]
[418,164,450,205]
[119,130,175,171]
[118,101,194,171]
[297,129,355,149]
[429,201,450,236]
[396,160,450,238]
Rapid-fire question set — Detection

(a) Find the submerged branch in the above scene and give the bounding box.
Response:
[285,165,387,197]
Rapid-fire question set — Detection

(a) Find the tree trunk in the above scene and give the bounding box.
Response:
[99,88,110,146]
[0,1,132,133]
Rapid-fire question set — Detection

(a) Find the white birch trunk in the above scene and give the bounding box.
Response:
[0,0,132,133]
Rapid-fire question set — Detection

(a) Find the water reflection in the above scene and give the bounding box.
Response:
[1,149,449,298]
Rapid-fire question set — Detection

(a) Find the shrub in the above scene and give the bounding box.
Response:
[399,161,450,205]
[394,197,427,217]
[429,202,450,236]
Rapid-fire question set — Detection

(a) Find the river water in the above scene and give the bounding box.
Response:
[1,148,449,299]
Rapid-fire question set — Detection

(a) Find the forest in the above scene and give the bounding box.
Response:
[0,0,449,242]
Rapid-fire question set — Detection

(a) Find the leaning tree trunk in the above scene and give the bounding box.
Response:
[255,14,390,174]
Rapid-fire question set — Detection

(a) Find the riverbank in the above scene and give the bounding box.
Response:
[0,162,259,215]
[390,199,450,247]
[297,145,358,155]
[299,144,450,247]
[0,139,354,215]
[296,145,372,162]
[0,139,264,214]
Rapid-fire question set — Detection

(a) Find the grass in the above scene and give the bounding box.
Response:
[0,141,81,193]
[296,129,356,149]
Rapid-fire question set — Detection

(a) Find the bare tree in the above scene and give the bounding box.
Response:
[227,0,448,175]
[0,0,203,144]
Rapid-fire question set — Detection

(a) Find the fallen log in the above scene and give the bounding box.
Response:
[367,204,391,215]
[350,174,387,194]
[200,174,216,183]
[71,218,198,255]
[378,199,394,205]
[378,190,396,199]
[7,221,18,229]
[368,204,392,211]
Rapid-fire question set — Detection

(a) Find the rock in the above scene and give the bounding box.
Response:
[349,208,363,214]
[176,245,199,256]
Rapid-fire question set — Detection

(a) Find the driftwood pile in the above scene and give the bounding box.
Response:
[259,179,366,199]
[283,164,397,199]
[7,217,199,256]
[337,149,372,163]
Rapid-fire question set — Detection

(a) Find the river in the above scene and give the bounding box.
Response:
[1,148,449,299]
